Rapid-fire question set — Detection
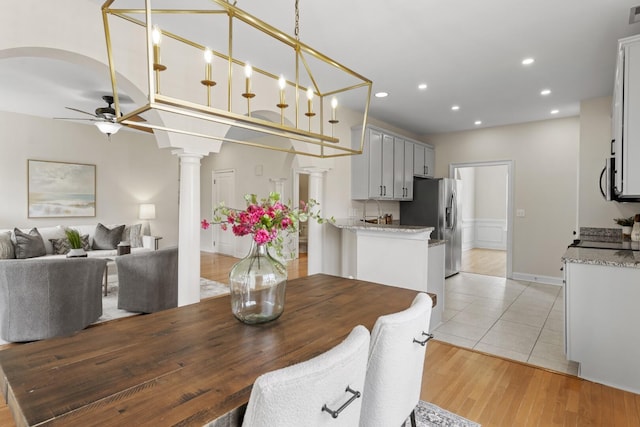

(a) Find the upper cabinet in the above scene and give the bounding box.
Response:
[351,125,434,200]
[352,126,394,200]
[613,34,640,199]
[413,143,435,178]
[393,138,413,200]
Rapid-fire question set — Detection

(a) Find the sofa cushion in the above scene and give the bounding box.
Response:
[93,223,125,250]
[123,223,143,248]
[50,235,91,255]
[0,231,15,259]
[14,228,46,259]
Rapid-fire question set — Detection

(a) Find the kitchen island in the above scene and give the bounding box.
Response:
[331,219,434,293]
[562,245,640,394]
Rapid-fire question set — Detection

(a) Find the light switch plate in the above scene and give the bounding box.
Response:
[516,209,525,217]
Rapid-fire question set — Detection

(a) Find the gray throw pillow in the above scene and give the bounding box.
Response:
[0,231,15,259]
[14,228,46,259]
[123,223,143,248]
[92,223,125,250]
[50,235,91,254]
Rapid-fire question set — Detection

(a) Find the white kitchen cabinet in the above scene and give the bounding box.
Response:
[612,34,640,198]
[413,143,435,178]
[351,125,407,200]
[564,260,640,394]
[427,242,445,328]
[393,138,413,200]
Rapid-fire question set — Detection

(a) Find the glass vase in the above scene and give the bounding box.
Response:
[229,240,288,324]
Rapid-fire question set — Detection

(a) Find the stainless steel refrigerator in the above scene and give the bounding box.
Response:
[400,177,462,277]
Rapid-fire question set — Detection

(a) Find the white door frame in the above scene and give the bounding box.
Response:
[212,169,236,256]
[449,160,514,279]
[292,168,312,260]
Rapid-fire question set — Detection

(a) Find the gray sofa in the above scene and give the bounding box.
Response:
[116,246,178,313]
[0,257,106,342]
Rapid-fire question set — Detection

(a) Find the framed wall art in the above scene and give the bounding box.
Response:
[28,160,96,218]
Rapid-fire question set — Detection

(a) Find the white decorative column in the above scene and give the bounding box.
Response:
[306,168,329,275]
[176,151,204,306]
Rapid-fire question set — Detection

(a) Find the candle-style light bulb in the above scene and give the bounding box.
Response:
[331,97,338,122]
[306,87,315,118]
[151,26,162,46]
[204,48,213,81]
[278,75,287,107]
[150,25,166,76]
[244,63,253,95]
[204,48,213,64]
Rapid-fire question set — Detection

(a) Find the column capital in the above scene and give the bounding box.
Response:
[172,148,207,158]
[301,167,331,176]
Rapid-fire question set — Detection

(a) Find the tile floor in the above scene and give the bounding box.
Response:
[433,272,579,375]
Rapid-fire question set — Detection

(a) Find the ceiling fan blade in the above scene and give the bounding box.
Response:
[65,107,98,118]
[126,123,154,134]
[128,114,147,123]
[53,117,97,121]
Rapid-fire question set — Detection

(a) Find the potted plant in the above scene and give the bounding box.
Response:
[65,228,86,257]
[614,216,635,238]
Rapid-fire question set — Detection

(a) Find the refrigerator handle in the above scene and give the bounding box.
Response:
[452,192,458,230]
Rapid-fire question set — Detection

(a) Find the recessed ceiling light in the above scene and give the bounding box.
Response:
[550,109,559,115]
[418,83,428,90]
[375,92,388,98]
[474,120,482,125]
[540,89,551,96]
[451,105,460,111]
[522,57,535,65]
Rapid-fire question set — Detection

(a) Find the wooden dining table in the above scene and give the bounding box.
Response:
[0,274,422,426]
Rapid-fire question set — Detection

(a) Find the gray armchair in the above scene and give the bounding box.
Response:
[116,246,178,313]
[0,257,106,342]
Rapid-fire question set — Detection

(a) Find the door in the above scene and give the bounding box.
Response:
[212,170,235,256]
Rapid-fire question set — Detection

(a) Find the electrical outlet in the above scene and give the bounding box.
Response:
[516,209,525,217]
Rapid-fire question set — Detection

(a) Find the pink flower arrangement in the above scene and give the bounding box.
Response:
[202,193,331,256]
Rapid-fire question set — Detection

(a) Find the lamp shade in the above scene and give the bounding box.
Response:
[94,121,122,135]
[139,203,156,220]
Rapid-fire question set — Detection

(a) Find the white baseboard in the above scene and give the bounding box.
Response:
[511,272,563,286]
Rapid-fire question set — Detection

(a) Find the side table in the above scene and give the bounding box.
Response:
[152,236,162,250]
[103,258,116,296]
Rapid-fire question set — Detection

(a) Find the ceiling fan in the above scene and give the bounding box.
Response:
[54,95,151,138]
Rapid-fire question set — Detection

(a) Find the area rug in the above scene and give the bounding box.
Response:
[404,400,481,427]
[97,277,230,323]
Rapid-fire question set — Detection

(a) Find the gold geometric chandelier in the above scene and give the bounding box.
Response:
[101,0,372,158]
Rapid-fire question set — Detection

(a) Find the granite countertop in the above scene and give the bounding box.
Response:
[331,219,434,234]
[428,239,446,248]
[562,246,640,269]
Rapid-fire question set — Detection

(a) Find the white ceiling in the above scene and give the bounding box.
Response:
[2,0,640,136]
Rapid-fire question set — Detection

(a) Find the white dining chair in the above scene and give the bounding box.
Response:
[359,293,433,427]
[241,325,370,427]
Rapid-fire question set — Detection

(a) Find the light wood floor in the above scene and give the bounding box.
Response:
[2,252,639,426]
[462,247,506,277]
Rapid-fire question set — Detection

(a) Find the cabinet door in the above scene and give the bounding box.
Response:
[381,134,395,199]
[393,138,406,199]
[622,41,640,196]
[425,146,435,178]
[413,144,426,176]
[403,140,414,199]
[368,129,384,198]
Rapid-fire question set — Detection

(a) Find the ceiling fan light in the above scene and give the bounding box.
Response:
[95,121,122,136]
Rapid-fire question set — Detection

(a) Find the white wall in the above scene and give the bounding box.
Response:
[578,96,639,229]
[456,165,508,251]
[0,111,179,245]
[427,117,579,280]
[475,165,507,220]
